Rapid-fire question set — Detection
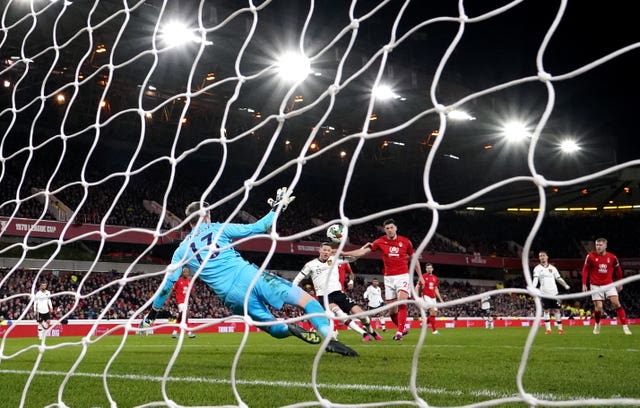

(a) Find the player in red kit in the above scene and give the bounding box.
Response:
[172,267,196,339]
[344,219,424,341]
[415,263,444,334]
[332,247,355,291]
[581,238,631,335]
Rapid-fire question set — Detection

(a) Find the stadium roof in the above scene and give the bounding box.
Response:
[1,0,638,214]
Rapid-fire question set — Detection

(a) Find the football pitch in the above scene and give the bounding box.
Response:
[0,326,638,407]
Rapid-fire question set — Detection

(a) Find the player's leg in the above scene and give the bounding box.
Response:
[36,315,43,339]
[552,308,562,333]
[429,308,439,334]
[378,309,387,331]
[349,304,381,339]
[395,288,410,338]
[423,296,438,333]
[543,307,552,334]
[173,303,195,338]
[383,276,399,331]
[591,293,604,334]
[330,303,367,339]
[608,293,631,335]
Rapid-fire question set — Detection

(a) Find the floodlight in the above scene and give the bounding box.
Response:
[373,85,397,100]
[448,110,476,121]
[502,121,530,142]
[277,52,311,82]
[559,139,580,153]
[160,21,212,48]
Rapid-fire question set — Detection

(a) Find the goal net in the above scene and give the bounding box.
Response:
[1,0,639,406]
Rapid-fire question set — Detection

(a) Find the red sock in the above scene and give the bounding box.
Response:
[397,304,407,333]
[616,307,628,325]
[428,315,436,331]
[594,310,602,323]
[390,312,398,328]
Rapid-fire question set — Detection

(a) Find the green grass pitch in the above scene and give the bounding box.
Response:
[0,326,638,407]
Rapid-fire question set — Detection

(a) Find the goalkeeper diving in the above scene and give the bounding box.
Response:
[140,187,358,357]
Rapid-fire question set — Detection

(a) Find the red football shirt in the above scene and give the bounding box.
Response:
[581,251,623,286]
[173,276,192,305]
[370,235,414,276]
[338,263,353,291]
[420,273,439,298]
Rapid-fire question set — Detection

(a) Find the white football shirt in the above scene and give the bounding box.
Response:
[533,264,562,295]
[293,256,347,296]
[34,290,53,314]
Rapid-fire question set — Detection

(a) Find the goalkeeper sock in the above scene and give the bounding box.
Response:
[147,308,159,322]
[616,307,628,325]
[304,301,331,339]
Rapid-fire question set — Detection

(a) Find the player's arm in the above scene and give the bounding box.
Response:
[554,268,570,290]
[581,255,590,291]
[346,264,355,289]
[342,244,372,258]
[414,278,423,294]
[613,257,624,291]
[142,264,183,327]
[531,268,539,289]
[435,286,443,303]
[292,265,310,287]
[414,262,424,286]
[47,297,53,313]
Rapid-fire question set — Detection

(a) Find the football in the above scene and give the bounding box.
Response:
[326,224,345,243]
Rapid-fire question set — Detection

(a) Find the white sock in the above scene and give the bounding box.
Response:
[331,306,366,335]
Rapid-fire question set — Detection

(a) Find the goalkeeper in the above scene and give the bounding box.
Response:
[141,187,358,357]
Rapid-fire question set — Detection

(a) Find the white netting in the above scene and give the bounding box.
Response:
[1,0,640,407]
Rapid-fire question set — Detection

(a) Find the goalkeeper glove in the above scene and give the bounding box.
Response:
[267,187,295,211]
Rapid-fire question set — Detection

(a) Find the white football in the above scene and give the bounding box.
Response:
[326,224,345,243]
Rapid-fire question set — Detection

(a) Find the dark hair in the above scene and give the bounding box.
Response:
[321,242,334,248]
[382,218,396,226]
[425,263,433,267]
[538,250,548,256]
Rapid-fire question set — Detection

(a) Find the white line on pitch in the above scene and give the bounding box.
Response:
[0,368,626,402]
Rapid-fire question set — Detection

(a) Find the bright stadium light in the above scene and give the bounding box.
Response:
[160,21,212,48]
[448,110,476,121]
[502,120,530,142]
[373,84,398,101]
[559,139,581,153]
[277,52,311,82]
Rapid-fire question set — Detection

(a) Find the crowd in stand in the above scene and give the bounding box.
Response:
[1,268,638,325]
[4,157,640,259]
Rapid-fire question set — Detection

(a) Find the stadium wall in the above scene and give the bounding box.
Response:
[2,318,638,339]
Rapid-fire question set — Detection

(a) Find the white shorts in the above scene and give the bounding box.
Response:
[422,295,438,310]
[383,274,411,301]
[590,284,618,301]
